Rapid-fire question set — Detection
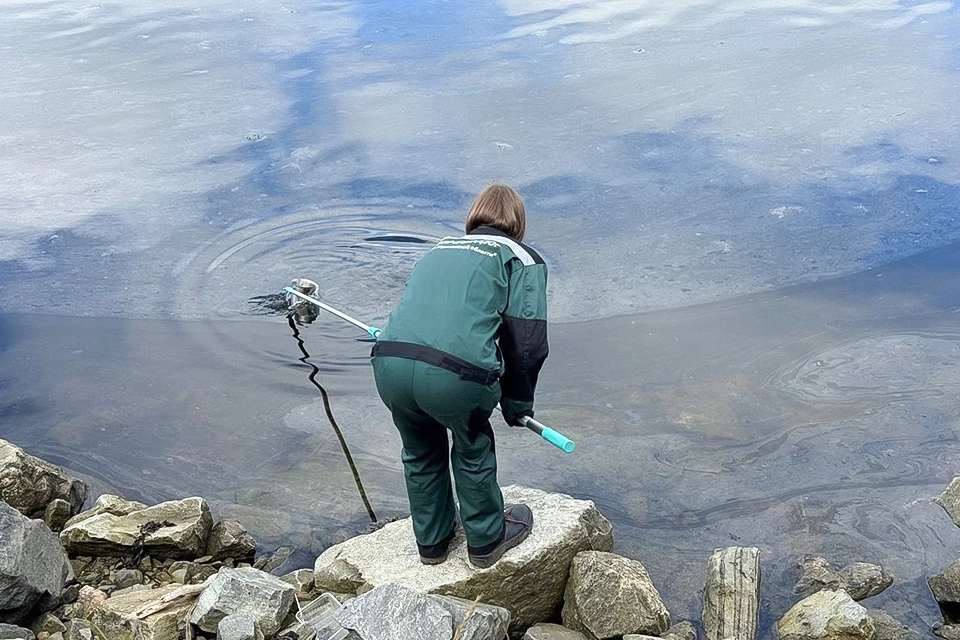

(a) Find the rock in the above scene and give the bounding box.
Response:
[113,569,142,591]
[665,621,698,640]
[937,478,960,528]
[110,585,152,598]
[934,624,960,640]
[205,521,257,562]
[63,496,148,531]
[168,561,216,586]
[868,610,916,640]
[838,563,892,601]
[280,569,315,596]
[62,620,91,640]
[314,486,613,635]
[0,502,71,624]
[433,595,510,640]
[88,582,202,640]
[0,625,35,640]
[190,567,296,636]
[253,546,293,574]
[42,501,73,534]
[777,590,875,640]
[561,551,670,640]
[703,546,760,640]
[29,614,66,637]
[523,624,589,640]
[928,558,960,623]
[0,439,87,519]
[60,497,212,559]
[335,584,452,640]
[71,587,106,619]
[217,613,265,640]
[794,557,841,598]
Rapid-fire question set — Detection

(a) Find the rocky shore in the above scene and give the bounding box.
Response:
[2,436,959,640]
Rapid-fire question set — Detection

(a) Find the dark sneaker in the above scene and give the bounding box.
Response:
[418,526,456,565]
[467,504,533,569]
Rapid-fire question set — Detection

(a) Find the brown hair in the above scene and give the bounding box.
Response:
[465,184,526,242]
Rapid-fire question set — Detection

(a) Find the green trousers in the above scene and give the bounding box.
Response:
[372,356,505,549]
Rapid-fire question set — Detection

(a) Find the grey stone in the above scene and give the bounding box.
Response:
[315,485,613,635]
[794,557,841,598]
[868,610,916,640]
[280,569,315,596]
[205,521,257,562]
[62,620,91,640]
[110,584,152,598]
[929,558,960,623]
[47,633,64,640]
[838,563,892,601]
[29,614,65,637]
[42,501,73,534]
[335,584,453,640]
[777,590,875,640]
[937,478,960,529]
[88,582,202,640]
[0,502,71,624]
[253,546,293,575]
[217,613,264,640]
[0,624,35,640]
[703,547,760,640]
[60,497,212,559]
[562,551,670,640]
[190,567,295,636]
[113,569,142,591]
[432,595,510,640]
[523,624,589,640]
[63,496,148,530]
[0,439,86,519]
[665,621,698,640]
[934,624,960,640]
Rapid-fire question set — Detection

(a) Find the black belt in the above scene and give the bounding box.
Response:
[371,341,500,386]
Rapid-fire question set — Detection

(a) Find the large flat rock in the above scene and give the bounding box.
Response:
[88,583,202,640]
[314,485,613,635]
[60,498,212,559]
[0,439,86,519]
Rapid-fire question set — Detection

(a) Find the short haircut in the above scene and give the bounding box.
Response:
[465,184,526,242]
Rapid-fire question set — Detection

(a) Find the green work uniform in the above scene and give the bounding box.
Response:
[371,225,549,549]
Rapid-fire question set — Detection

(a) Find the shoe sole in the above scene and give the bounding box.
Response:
[420,551,450,565]
[468,524,531,569]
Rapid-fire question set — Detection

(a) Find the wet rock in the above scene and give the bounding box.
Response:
[562,551,670,640]
[937,478,960,529]
[42,501,73,534]
[928,558,960,623]
[665,620,698,640]
[30,614,66,638]
[0,439,86,519]
[254,546,293,575]
[838,563,892,601]
[0,502,71,624]
[703,546,760,640]
[113,569,142,591]
[433,595,510,640]
[205,520,257,563]
[60,497,212,559]
[217,613,264,640]
[335,584,452,640]
[934,624,960,640]
[0,625,35,640]
[314,485,613,635]
[63,496,148,530]
[794,557,841,598]
[523,624,588,640]
[88,582,202,640]
[868,610,916,640]
[777,590,875,640]
[190,567,296,636]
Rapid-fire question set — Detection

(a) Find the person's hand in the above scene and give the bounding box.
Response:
[503,409,534,427]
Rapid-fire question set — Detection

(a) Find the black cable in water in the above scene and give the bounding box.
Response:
[287,315,377,523]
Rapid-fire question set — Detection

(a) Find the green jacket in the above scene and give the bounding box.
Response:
[374,225,549,416]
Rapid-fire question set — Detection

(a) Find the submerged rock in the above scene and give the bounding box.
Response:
[703,546,760,640]
[63,496,148,530]
[0,502,71,624]
[314,485,613,635]
[523,624,588,640]
[335,584,452,640]
[794,557,841,598]
[87,582,202,640]
[0,439,86,519]
[561,550,670,640]
[794,556,891,601]
[777,590,875,640]
[937,478,960,529]
[205,520,257,562]
[60,497,212,559]
[190,567,295,637]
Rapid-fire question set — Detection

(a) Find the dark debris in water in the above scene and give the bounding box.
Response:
[246,293,293,316]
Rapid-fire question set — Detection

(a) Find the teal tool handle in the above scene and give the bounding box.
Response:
[522,416,575,453]
[367,327,382,339]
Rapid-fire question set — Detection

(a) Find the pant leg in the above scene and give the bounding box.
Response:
[411,362,504,549]
[372,357,456,546]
